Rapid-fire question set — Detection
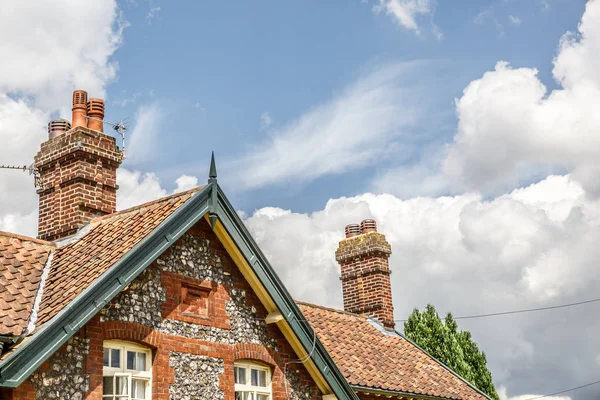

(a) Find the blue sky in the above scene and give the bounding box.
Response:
[112,0,586,213]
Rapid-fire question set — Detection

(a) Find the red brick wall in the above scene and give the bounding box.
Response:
[336,232,395,329]
[11,219,322,399]
[34,126,122,241]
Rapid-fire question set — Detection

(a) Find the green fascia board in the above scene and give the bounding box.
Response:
[215,185,359,400]
[0,182,358,400]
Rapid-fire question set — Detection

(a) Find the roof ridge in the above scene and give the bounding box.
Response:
[296,300,365,319]
[0,231,55,247]
[91,186,204,224]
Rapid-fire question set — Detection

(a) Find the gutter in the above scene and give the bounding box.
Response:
[352,385,455,400]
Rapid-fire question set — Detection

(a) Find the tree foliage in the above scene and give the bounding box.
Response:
[404,304,499,400]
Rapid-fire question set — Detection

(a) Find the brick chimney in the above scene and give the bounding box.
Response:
[335,219,395,329]
[34,90,122,241]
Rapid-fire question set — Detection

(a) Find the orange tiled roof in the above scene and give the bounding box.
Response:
[298,302,488,400]
[0,232,54,336]
[36,187,202,326]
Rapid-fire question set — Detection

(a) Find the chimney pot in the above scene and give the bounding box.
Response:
[71,90,88,128]
[47,119,71,139]
[86,98,105,132]
[360,219,377,234]
[344,224,361,238]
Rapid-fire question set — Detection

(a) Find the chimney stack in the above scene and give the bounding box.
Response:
[336,219,395,329]
[34,90,122,241]
[71,90,88,128]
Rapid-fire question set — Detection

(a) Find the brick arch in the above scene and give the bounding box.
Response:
[233,343,278,367]
[102,321,161,349]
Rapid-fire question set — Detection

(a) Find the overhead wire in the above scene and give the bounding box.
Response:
[394,297,600,322]
[523,379,600,400]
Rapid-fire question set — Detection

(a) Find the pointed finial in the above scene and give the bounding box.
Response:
[208,151,217,183]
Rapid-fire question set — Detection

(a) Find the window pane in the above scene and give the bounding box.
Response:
[137,352,147,371]
[127,351,136,370]
[235,392,244,400]
[102,376,114,395]
[110,349,120,368]
[251,369,258,386]
[103,348,110,367]
[116,376,128,395]
[258,370,267,387]
[132,379,147,399]
[235,367,246,384]
[257,394,269,400]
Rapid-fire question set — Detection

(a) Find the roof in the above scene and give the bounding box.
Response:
[37,187,201,326]
[0,172,358,400]
[0,233,53,336]
[298,301,489,400]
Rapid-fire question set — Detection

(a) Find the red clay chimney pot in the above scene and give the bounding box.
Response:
[345,224,361,238]
[47,119,71,139]
[360,219,377,234]
[71,90,88,128]
[86,98,105,132]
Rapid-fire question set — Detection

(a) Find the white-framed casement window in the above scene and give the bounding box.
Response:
[234,361,272,400]
[102,340,152,400]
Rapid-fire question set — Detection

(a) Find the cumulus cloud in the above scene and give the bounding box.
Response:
[173,175,199,193]
[373,0,442,38]
[126,102,165,164]
[243,174,600,399]
[445,0,600,196]
[226,61,428,189]
[509,15,522,25]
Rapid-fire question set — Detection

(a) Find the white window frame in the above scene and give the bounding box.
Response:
[234,361,272,400]
[103,340,152,400]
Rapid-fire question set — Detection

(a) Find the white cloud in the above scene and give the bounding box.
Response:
[126,102,165,164]
[146,6,161,22]
[373,0,442,38]
[498,386,571,400]
[445,0,600,196]
[260,112,273,130]
[226,62,427,189]
[0,0,127,110]
[173,175,199,193]
[243,174,600,399]
[509,15,522,25]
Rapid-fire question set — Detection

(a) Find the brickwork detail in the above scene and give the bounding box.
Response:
[29,336,90,400]
[34,126,122,241]
[168,352,225,400]
[336,231,395,329]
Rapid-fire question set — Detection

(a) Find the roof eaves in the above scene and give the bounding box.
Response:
[0,186,211,388]
[393,329,492,400]
[352,385,458,400]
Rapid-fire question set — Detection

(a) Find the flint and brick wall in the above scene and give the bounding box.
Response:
[34,126,122,241]
[336,231,395,329]
[11,219,321,400]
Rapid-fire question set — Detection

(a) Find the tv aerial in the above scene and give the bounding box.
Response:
[85,116,129,160]
[0,164,42,188]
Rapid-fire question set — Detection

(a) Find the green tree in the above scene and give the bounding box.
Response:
[404,304,499,400]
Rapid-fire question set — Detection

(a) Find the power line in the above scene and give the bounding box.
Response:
[395,297,600,322]
[524,379,600,400]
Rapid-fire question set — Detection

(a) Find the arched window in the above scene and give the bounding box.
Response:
[234,361,272,400]
[102,340,152,400]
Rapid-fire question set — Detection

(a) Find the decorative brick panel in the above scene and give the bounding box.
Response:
[34,126,122,241]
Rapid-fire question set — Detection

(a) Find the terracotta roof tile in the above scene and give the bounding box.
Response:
[36,187,203,326]
[297,302,488,400]
[0,233,54,336]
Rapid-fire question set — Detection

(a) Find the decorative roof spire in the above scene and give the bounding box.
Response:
[208,151,217,183]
